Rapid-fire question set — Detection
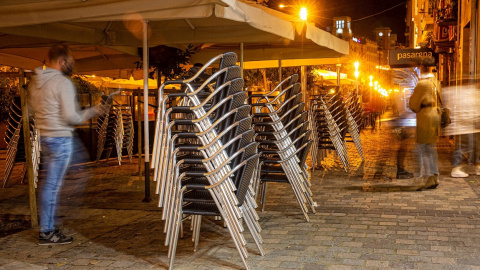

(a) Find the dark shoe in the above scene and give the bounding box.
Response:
[55,225,77,237]
[397,169,414,179]
[38,230,73,246]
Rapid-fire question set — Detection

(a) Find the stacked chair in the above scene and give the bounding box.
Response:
[96,98,129,165]
[121,105,134,162]
[151,52,263,270]
[3,97,41,188]
[344,93,364,161]
[308,100,320,172]
[347,92,364,130]
[250,75,315,222]
[309,91,350,171]
[308,89,365,171]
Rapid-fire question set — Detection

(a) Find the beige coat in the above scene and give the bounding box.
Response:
[409,77,440,144]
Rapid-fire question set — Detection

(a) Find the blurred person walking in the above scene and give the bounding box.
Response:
[30,45,103,245]
[409,65,440,189]
[442,84,480,177]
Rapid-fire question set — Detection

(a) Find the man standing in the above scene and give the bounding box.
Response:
[30,45,102,245]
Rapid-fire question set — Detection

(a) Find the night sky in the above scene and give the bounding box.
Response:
[267,0,407,44]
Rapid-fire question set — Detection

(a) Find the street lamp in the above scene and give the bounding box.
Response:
[369,75,373,102]
[354,61,360,95]
[300,7,308,21]
[279,4,308,21]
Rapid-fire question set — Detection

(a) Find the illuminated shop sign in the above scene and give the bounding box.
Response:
[389,48,437,68]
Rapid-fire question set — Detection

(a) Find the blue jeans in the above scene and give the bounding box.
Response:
[452,133,480,167]
[417,143,439,176]
[39,137,73,233]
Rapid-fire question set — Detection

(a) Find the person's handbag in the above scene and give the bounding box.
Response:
[437,89,451,128]
[440,107,451,128]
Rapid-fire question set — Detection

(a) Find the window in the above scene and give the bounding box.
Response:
[336,20,344,29]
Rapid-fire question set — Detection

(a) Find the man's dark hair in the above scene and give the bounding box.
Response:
[48,44,71,62]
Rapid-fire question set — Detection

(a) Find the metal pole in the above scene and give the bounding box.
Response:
[301,65,307,104]
[20,69,38,227]
[336,64,341,86]
[278,60,282,91]
[142,20,151,202]
[89,93,93,159]
[356,79,359,96]
[137,91,143,180]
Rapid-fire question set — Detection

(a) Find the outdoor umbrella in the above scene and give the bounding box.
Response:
[0,0,301,201]
[0,43,139,74]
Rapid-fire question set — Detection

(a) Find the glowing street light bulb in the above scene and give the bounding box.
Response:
[279,4,286,8]
[354,61,359,70]
[354,70,359,79]
[300,7,307,21]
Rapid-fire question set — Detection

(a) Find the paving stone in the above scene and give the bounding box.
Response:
[2,112,480,269]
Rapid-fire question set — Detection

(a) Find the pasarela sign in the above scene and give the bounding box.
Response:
[389,48,436,68]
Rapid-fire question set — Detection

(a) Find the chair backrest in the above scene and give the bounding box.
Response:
[289,115,309,141]
[278,97,303,126]
[213,91,247,130]
[231,141,258,188]
[294,129,311,151]
[298,140,313,166]
[235,154,260,205]
[218,52,238,70]
[208,66,243,105]
[225,128,254,158]
[221,117,252,148]
[234,105,251,122]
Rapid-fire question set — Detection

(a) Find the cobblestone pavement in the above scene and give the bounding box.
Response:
[2,113,480,269]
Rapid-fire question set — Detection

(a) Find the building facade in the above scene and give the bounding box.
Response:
[332,17,395,94]
[405,0,457,86]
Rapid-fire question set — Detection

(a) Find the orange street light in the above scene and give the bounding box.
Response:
[300,7,308,21]
[354,61,359,70]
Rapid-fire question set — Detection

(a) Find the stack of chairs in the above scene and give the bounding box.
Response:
[120,105,134,163]
[250,75,315,222]
[96,100,124,165]
[308,100,320,172]
[151,52,263,270]
[3,97,41,188]
[309,90,350,172]
[348,92,364,130]
[345,93,364,161]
